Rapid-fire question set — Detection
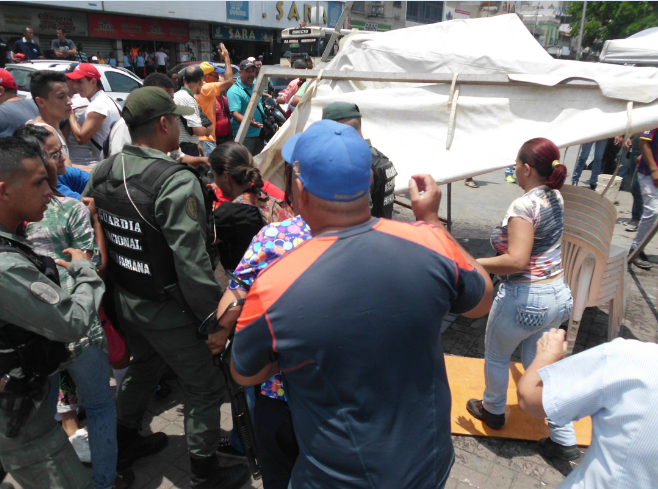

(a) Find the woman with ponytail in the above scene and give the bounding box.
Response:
[466,138,578,461]
[210,141,294,270]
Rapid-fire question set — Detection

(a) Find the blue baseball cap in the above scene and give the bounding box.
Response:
[282,120,372,202]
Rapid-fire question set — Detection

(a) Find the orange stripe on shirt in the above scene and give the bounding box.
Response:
[373,219,474,271]
[236,236,338,332]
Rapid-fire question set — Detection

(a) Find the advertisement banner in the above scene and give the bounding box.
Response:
[227,2,249,21]
[444,7,471,21]
[88,14,189,42]
[212,24,273,43]
[0,5,88,36]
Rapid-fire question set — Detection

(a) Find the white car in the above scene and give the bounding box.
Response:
[5,60,142,107]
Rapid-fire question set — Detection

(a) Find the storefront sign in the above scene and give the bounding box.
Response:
[349,19,392,32]
[269,1,342,28]
[0,5,88,36]
[227,2,249,21]
[444,7,471,21]
[88,14,189,42]
[212,24,273,43]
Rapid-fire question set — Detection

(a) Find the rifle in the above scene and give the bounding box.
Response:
[164,282,262,480]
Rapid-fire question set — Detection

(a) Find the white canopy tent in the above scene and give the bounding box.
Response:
[600,27,658,66]
[245,14,658,193]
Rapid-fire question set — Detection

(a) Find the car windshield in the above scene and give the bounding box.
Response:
[7,68,33,91]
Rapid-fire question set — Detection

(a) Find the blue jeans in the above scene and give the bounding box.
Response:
[199,140,216,157]
[49,346,117,489]
[483,278,577,446]
[572,139,607,186]
[228,385,256,452]
[505,166,514,177]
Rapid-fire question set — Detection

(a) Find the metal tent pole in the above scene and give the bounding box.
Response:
[321,2,353,63]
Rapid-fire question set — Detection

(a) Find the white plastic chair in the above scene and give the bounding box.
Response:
[560,186,624,353]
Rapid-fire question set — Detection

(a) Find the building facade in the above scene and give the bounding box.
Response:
[0,1,344,68]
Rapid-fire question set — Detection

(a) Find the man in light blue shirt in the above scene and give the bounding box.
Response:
[227,58,264,155]
[518,329,658,488]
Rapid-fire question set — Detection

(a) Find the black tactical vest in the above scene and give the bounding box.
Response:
[90,155,217,302]
[370,146,398,219]
[0,237,70,390]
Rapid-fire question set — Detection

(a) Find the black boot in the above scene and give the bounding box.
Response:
[117,424,169,471]
[537,437,581,461]
[466,399,506,429]
[189,454,251,489]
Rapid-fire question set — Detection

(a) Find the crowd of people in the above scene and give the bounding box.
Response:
[0,34,656,489]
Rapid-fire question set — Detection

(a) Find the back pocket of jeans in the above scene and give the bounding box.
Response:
[516,306,549,331]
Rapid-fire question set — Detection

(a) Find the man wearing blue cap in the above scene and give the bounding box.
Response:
[230,120,493,489]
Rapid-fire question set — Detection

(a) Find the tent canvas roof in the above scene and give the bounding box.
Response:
[255,15,658,192]
[600,27,658,65]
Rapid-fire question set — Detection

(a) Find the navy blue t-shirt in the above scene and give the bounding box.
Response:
[13,39,42,60]
[234,218,485,489]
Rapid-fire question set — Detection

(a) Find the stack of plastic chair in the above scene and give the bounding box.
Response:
[560,185,624,353]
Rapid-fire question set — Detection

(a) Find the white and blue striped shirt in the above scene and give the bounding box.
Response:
[539,338,658,489]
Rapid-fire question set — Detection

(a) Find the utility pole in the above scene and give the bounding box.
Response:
[576,0,587,61]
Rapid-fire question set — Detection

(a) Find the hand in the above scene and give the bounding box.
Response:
[535,328,567,364]
[623,137,632,151]
[219,43,229,59]
[409,174,441,224]
[251,119,263,129]
[206,182,219,192]
[205,328,230,356]
[81,197,97,219]
[614,135,623,146]
[652,168,658,187]
[55,248,92,269]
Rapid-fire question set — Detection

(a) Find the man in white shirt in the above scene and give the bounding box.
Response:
[518,329,658,488]
[155,47,169,73]
[66,63,121,165]
[173,66,211,156]
[63,66,95,165]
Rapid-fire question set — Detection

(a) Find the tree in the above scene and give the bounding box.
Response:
[569,1,658,49]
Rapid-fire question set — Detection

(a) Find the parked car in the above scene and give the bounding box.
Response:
[5,60,142,107]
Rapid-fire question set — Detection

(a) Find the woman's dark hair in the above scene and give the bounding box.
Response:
[209,142,264,192]
[518,138,568,190]
[12,124,53,145]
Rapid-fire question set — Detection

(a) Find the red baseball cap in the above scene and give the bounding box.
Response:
[0,69,19,90]
[65,63,101,81]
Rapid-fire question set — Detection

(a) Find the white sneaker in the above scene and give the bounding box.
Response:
[69,428,92,464]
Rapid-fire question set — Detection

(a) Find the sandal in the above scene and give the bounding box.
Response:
[464,179,479,189]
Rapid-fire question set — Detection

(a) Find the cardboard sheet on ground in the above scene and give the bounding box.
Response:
[256,14,658,193]
[445,355,592,446]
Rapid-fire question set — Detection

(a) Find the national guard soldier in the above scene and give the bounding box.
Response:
[322,102,398,219]
[83,87,250,489]
[0,138,105,489]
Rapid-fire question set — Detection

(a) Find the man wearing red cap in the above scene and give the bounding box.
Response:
[66,63,121,164]
[0,68,38,137]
